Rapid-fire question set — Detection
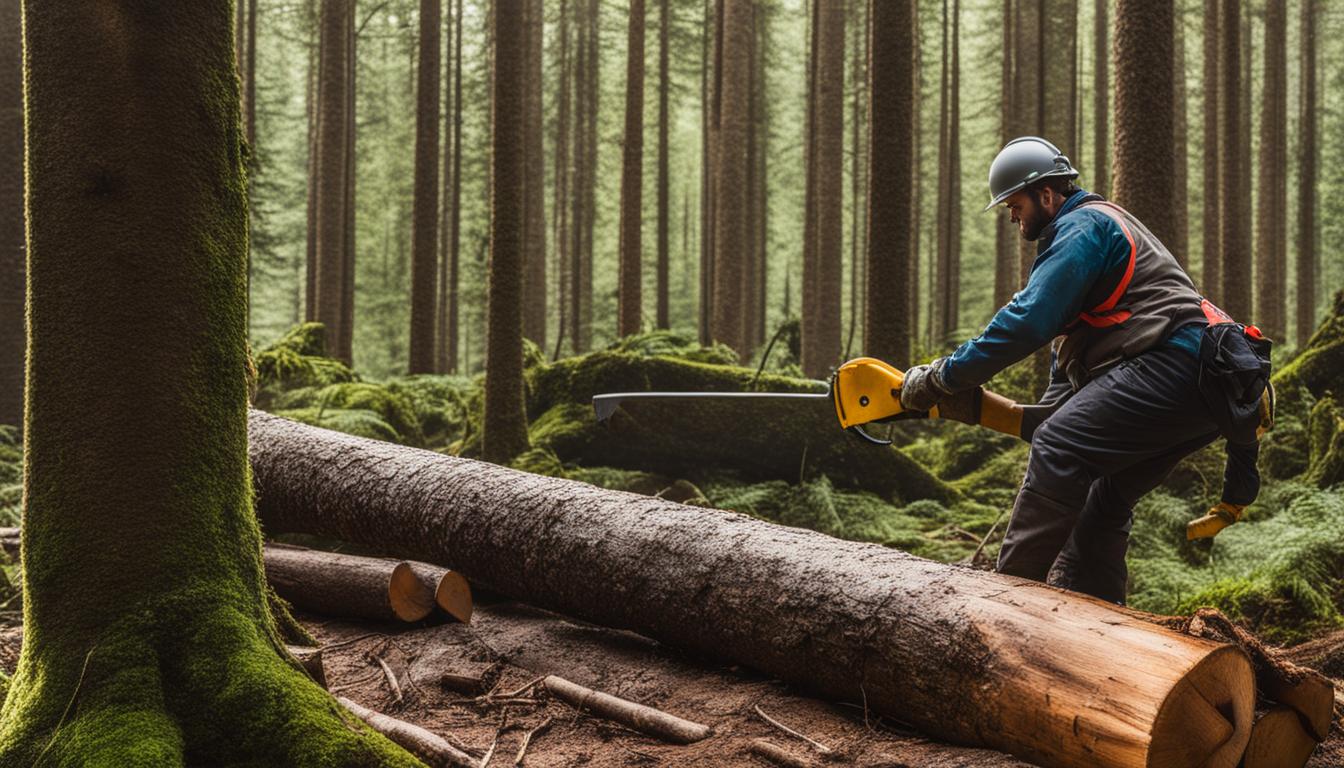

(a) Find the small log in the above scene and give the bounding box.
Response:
[542,674,711,744]
[263,545,434,623]
[749,739,817,768]
[1242,706,1318,768]
[1259,668,1335,742]
[409,562,474,623]
[337,696,476,768]
[286,644,327,688]
[438,662,497,696]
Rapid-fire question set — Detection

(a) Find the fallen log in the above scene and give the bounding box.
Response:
[541,674,712,744]
[262,545,434,623]
[1260,667,1335,743]
[408,562,474,624]
[248,410,1256,768]
[1242,706,1317,768]
[337,696,476,768]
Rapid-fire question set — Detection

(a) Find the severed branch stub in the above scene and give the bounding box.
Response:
[754,704,832,754]
[338,695,477,768]
[542,675,712,744]
[749,738,818,768]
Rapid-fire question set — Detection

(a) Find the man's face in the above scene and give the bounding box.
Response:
[1003,188,1052,241]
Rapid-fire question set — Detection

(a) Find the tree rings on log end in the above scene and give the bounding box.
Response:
[1243,706,1317,768]
[433,570,473,623]
[388,562,435,622]
[1147,645,1255,768]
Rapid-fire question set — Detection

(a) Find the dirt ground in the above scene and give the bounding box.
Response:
[0,601,1341,766]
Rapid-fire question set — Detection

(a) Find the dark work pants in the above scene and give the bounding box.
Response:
[995,345,1220,604]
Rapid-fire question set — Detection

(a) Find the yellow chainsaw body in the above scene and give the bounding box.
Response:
[831,357,907,430]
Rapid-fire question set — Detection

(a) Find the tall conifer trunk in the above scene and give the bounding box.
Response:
[1217,0,1249,320]
[522,0,547,348]
[712,0,753,359]
[801,0,843,377]
[1201,0,1221,301]
[311,0,354,365]
[617,0,646,338]
[409,0,443,374]
[552,0,572,358]
[1112,0,1175,248]
[0,0,22,429]
[1255,0,1286,340]
[1295,0,1318,345]
[0,3,423,763]
[656,0,671,330]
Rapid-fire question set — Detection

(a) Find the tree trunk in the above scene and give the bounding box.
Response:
[1255,0,1286,341]
[711,0,753,359]
[482,0,530,465]
[569,0,588,356]
[1217,0,1249,321]
[311,0,353,365]
[248,409,1258,768]
[408,0,442,374]
[801,0,843,378]
[618,0,646,339]
[522,0,547,349]
[1295,0,1318,346]
[449,0,464,371]
[699,0,717,346]
[0,3,422,762]
[1201,0,1220,301]
[865,0,912,368]
[741,6,759,354]
[1092,0,1108,197]
[1172,9,1189,267]
[552,0,572,359]
[263,546,435,623]
[435,0,455,373]
[338,4,356,364]
[580,0,598,352]
[0,0,22,429]
[994,0,1015,310]
[656,0,670,330]
[934,0,950,347]
[801,0,817,359]
[1111,0,1175,249]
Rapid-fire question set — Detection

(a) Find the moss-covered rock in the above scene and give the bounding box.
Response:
[604,329,742,366]
[384,375,477,449]
[252,323,357,408]
[1273,289,1344,397]
[1305,395,1344,488]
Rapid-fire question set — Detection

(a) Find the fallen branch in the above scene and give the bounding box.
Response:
[373,654,404,707]
[753,705,831,754]
[263,545,434,623]
[542,674,711,744]
[512,716,552,766]
[248,410,1260,768]
[749,739,816,768]
[337,696,476,768]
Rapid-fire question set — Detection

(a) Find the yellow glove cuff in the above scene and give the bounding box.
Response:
[1185,502,1245,541]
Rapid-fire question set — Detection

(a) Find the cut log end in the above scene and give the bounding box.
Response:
[1243,706,1318,768]
[433,570,473,624]
[1260,668,1335,743]
[388,562,435,622]
[1147,645,1255,768]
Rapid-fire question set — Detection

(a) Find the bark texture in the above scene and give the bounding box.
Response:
[864,0,911,367]
[618,0,646,339]
[1092,0,1108,197]
[483,0,531,464]
[711,0,752,360]
[801,0,843,378]
[656,0,670,330]
[249,409,1258,768]
[0,0,22,429]
[1295,0,1318,346]
[1217,0,1249,321]
[0,3,419,763]
[1255,0,1287,341]
[310,0,355,364]
[1200,0,1220,301]
[522,0,547,350]
[1111,0,1175,249]
[408,0,442,374]
[262,546,435,623]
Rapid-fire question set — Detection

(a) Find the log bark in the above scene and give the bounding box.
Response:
[248,409,1257,768]
[337,696,476,768]
[542,674,711,744]
[262,545,434,623]
[1242,706,1317,768]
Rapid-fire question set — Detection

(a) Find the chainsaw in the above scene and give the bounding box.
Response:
[591,356,1061,445]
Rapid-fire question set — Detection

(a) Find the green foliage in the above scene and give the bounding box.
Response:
[0,425,19,527]
[253,323,356,408]
[1306,395,1344,488]
[605,329,742,366]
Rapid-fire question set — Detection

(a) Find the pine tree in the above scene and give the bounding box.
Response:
[1092,0,1108,196]
[865,0,912,367]
[1172,6,1189,266]
[552,0,573,358]
[0,3,423,763]
[1200,0,1220,300]
[1112,0,1175,248]
[801,0,843,377]
[618,0,646,338]
[1217,0,1249,320]
[656,0,671,330]
[712,0,753,358]
[522,0,547,349]
[408,0,442,374]
[0,0,21,428]
[1255,0,1287,340]
[994,0,1016,310]
[1295,0,1319,345]
[483,0,531,465]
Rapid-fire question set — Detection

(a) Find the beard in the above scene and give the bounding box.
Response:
[1019,191,1051,241]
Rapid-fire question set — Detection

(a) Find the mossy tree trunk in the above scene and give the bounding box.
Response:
[1111,0,1175,248]
[408,0,442,375]
[865,0,912,368]
[617,0,645,339]
[483,0,531,465]
[0,0,22,429]
[0,3,421,765]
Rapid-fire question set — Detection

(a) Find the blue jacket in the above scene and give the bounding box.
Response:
[940,189,1201,392]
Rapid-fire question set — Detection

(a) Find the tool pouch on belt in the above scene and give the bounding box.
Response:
[1195,300,1273,446]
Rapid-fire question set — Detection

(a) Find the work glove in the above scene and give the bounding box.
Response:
[900,358,953,412]
[1185,501,1245,541]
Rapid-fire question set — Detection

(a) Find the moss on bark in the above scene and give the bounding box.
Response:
[1274,289,1344,397]
[0,5,422,765]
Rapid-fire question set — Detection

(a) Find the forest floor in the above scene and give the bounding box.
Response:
[5,598,1340,767]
